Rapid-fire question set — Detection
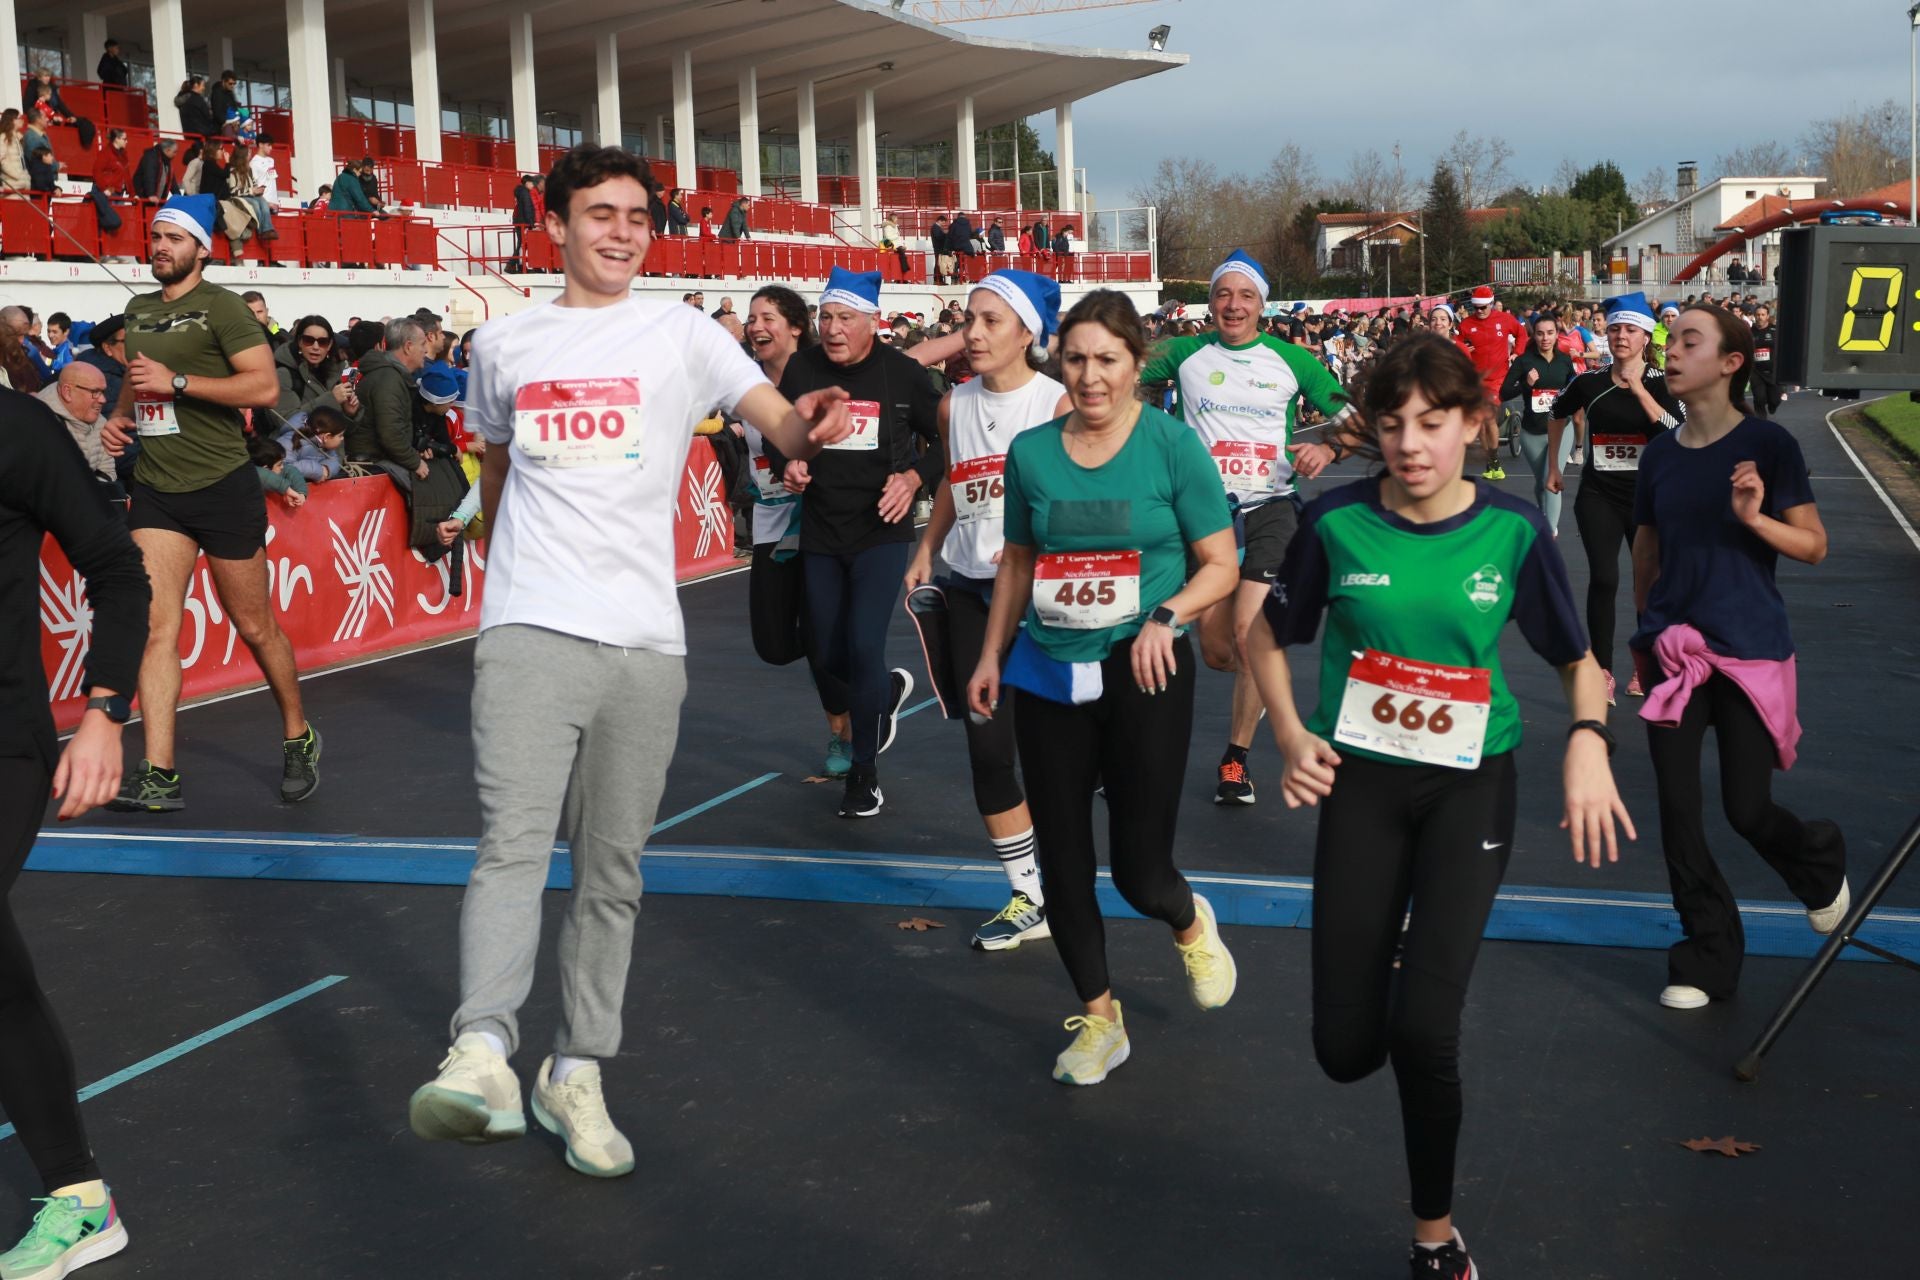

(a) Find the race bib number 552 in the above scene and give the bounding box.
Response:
[1032,550,1141,630]
[1334,649,1491,769]
[513,378,643,468]
[1591,433,1643,472]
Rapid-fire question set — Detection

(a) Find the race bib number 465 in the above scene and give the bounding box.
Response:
[1334,649,1491,769]
[1591,433,1643,472]
[1032,550,1141,630]
[1210,440,1279,494]
[513,378,643,468]
[133,395,179,437]
[950,455,1006,525]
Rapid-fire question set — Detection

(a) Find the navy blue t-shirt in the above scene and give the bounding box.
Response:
[1630,418,1815,660]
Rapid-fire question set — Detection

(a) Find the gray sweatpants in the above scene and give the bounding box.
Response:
[452,623,686,1059]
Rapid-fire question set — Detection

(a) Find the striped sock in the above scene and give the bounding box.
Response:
[991,828,1042,905]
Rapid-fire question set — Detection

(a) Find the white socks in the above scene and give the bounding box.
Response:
[551,1054,595,1084]
[475,1031,507,1057]
[991,828,1043,905]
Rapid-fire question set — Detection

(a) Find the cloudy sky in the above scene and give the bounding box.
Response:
[960,0,1914,207]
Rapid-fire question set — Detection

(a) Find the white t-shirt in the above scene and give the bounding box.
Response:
[250,154,278,203]
[469,298,766,654]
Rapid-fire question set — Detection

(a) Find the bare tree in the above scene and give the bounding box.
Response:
[1340,148,1410,213]
[1712,140,1803,180]
[1630,166,1671,208]
[1441,130,1514,209]
[1551,156,1584,196]
[1801,99,1906,196]
[1132,155,1224,280]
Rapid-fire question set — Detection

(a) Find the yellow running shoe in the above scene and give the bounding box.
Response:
[1051,1003,1129,1085]
[1176,893,1238,1010]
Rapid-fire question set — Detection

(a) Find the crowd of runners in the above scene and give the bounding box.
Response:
[2,143,1855,1280]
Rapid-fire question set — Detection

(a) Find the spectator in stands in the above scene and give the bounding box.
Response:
[690,291,706,310]
[179,141,206,195]
[275,314,354,419]
[36,361,117,492]
[175,76,218,138]
[950,211,980,260]
[98,37,130,87]
[44,314,74,371]
[0,111,29,193]
[211,73,242,129]
[720,195,752,241]
[28,71,95,152]
[250,138,280,205]
[1017,223,1034,256]
[242,291,284,349]
[226,141,279,259]
[279,405,350,485]
[310,183,331,211]
[25,143,61,195]
[222,108,259,147]
[358,156,384,209]
[931,215,954,285]
[698,204,717,242]
[987,217,1005,253]
[132,136,180,201]
[510,175,539,271]
[0,310,43,392]
[331,158,376,217]
[88,130,131,237]
[1056,222,1075,256]
[78,314,126,412]
[457,329,476,368]
[346,318,384,362]
[1031,219,1051,257]
[347,316,429,478]
[667,188,691,235]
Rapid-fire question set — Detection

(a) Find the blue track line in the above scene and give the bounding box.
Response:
[0,975,347,1142]
[649,772,780,835]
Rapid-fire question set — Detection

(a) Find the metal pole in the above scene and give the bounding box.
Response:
[1909,2,1918,227]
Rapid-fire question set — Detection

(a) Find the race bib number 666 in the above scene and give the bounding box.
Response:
[513,378,643,468]
[1334,649,1491,769]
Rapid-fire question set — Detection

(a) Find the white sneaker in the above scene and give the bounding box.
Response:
[408,1032,525,1143]
[533,1057,635,1178]
[1660,984,1710,1009]
[1808,877,1850,935]
[1052,1003,1129,1085]
[1175,893,1238,1010]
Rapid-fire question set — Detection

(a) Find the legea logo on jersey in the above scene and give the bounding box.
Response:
[1208,370,1227,385]
[1341,572,1390,587]
[1463,565,1504,612]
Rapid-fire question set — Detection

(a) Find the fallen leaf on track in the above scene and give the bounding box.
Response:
[895,918,946,932]
[1679,1136,1761,1157]
[801,775,835,785]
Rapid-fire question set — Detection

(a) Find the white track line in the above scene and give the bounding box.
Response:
[1827,400,1920,555]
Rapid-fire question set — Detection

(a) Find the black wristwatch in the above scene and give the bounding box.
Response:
[171,373,188,396]
[1148,605,1178,628]
[86,693,133,725]
[1567,719,1615,756]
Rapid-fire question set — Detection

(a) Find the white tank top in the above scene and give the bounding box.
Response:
[743,423,800,549]
[940,371,1067,580]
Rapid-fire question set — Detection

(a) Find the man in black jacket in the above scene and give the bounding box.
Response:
[97,38,131,87]
[130,138,178,201]
[509,175,539,271]
[209,72,241,131]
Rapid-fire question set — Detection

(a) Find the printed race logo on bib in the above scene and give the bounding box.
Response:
[1591,433,1643,472]
[950,454,1006,525]
[1032,550,1141,630]
[825,399,881,451]
[134,394,180,437]
[751,455,792,503]
[1529,389,1557,415]
[513,378,643,468]
[1209,440,1278,494]
[1334,649,1492,769]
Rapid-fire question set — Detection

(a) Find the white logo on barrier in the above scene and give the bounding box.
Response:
[39,563,92,702]
[678,457,732,560]
[181,565,240,669]
[412,539,486,616]
[331,510,395,641]
[266,524,314,612]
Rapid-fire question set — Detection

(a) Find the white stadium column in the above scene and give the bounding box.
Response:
[737,66,759,198]
[594,33,620,148]
[408,0,442,163]
[332,56,347,117]
[149,0,189,133]
[217,37,233,77]
[0,8,17,114]
[650,114,666,162]
[956,96,977,211]
[855,86,877,243]
[508,10,539,175]
[284,0,333,208]
[671,48,695,191]
[70,14,110,81]
[1054,100,1075,213]
[796,78,818,205]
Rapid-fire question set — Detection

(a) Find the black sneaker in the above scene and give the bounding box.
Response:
[837,768,883,818]
[877,668,915,755]
[107,760,184,812]
[1408,1234,1479,1279]
[281,725,323,802]
[1213,758,1256,805]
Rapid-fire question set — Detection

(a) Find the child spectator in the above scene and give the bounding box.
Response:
[278,406,350,484]
[249,430,307,508]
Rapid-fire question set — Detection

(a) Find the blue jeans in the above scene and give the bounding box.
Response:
[1518,428,1574,534]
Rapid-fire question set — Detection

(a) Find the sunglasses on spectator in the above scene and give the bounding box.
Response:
[299,332,331,346]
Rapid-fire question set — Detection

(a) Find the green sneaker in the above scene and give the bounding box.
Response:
[281,724,322,803]
[0,1192,128,1280]
[824,734,853,778]
[105,761,182,813]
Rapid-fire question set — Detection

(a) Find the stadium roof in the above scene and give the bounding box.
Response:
[161,0,1188,143]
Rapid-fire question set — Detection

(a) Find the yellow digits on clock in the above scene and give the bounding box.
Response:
[1836,265,1904,353]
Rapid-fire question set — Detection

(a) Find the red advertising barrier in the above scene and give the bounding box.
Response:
[40,439,738,732]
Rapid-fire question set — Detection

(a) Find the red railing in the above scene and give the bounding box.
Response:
[816,176,1017,211]
[19,78,153,131]
[0,195,438,269]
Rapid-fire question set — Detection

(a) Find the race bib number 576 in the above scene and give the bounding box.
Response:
[513,378,643,468]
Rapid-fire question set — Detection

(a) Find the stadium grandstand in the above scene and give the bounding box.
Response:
[0,0,1180,325]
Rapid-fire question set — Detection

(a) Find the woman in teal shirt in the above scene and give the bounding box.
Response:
[966,290,1240,1087]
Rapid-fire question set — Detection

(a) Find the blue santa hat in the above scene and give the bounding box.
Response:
[1604,291,1657,333]
[152,194,216,251]
[819,267,883,315]
[1209,249,1270,298]
[418,368,461,405]
[972,268,1061,357]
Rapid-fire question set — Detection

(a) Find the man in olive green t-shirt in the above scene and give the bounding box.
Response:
[99,195,322,811]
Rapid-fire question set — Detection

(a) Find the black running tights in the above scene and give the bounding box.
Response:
[1572,482,1635,675]
[0,757,99,1191]
[1310,751,1516,1222]
[945,585,1023,816]
[1013,634,1199,1003]
[803,543,911,767]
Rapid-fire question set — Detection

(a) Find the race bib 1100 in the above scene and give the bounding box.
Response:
[512,378,643,468]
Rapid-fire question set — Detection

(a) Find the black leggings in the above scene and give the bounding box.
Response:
[946,584,1023,816]
[1014,633,1199,1003]
[803,543,910,767]
[0,757,99,1191]
[749,545,848,719]
[1311,751,1516,1222]
[1646,670,1846,997]
[1572,481,1635,674]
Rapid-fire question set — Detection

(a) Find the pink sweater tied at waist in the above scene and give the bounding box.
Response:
[1638,623,1801,770]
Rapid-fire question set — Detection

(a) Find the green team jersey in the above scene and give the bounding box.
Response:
[124,279,269,493]
[1263,478,1587,766]
[1139,331,1350,502]
[1003,406,1231,662]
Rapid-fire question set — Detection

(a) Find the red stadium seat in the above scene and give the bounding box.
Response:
[372,216,406,264]
[337,215,375,266]
[403,218,438,267]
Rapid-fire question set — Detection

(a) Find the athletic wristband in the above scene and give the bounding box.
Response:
[1567,719,1616,756]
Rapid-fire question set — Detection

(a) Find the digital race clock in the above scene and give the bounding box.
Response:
[1775,224,1920,391]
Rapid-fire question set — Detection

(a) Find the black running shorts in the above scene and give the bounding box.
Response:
[127,463,269,560]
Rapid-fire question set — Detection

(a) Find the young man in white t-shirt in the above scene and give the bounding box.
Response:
[407,145,850,1178]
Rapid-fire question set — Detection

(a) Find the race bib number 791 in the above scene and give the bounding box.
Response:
[513,378,643,468]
